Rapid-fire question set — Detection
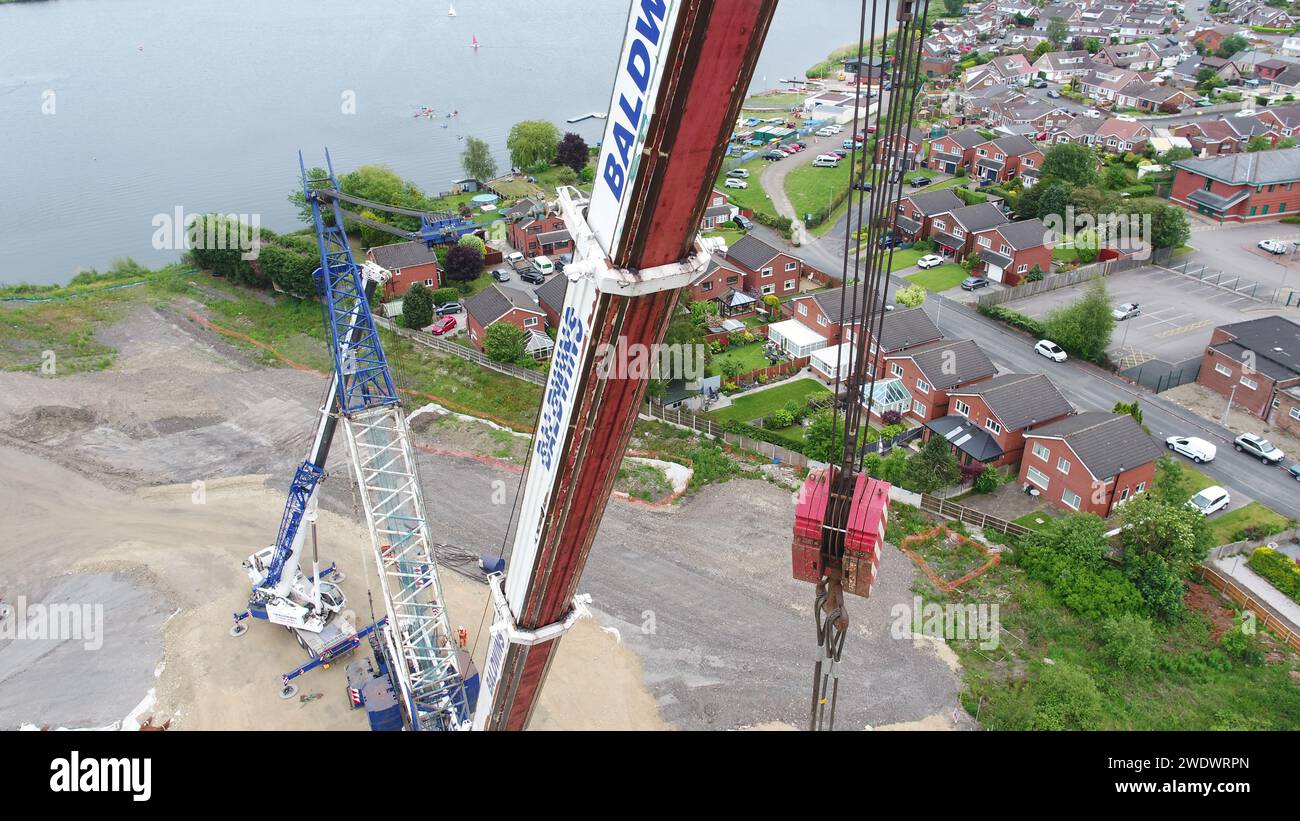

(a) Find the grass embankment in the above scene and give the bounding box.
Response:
[887,504,1300,730]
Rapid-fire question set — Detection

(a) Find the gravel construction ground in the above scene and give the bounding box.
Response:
[0,299,969,731]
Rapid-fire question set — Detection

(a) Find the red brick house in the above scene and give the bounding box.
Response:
[970,218,1053,285]
[508,211,574,259]
[877,338,996,423]
[464,284,548,351]
[926,128,986,175]
[1196,316,1300,426]
[969,134,1041,183]
[1092,118,1153,155]
[686,257,756,316]
[891,189,965,244]
[781,292,940,363]
[367,241,441,299]
[1170,147,1300,221]
[925,373,1075,468]
[876,128,928,171]
[929,202,1011,259]
[701,188,739,231]
[535,273,569,329]
[1019,412,1163,517]
[723,234,818,299]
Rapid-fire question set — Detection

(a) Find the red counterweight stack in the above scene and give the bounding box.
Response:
[792,470,890,599]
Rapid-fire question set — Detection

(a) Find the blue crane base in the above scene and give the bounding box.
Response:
[281,616,389,685]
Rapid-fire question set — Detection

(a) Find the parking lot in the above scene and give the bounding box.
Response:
[1003,265,1254,373]
[1183,221,1300,300]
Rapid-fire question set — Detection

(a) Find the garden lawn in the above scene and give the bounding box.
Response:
[785,159,853,222]
[708,377,831,423]
[906,264,967,291]
[1206,501,1292,546]
[707,341,770,377]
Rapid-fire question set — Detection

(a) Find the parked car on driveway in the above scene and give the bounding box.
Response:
[724,177,748,189]
[430,316,457,336]
[1166,435,1216,463]
[1035,339,1067,362]
[1112,302,1140,320]
[1047,89,1061,99]
[909,176,930,188]
[1188,485,1231,516]
[727,167,750,179]
[492,269,511,282]
[436,301,462,317]
[1258,238,1287,254]
[1234,432,1285,464]
[917,254,944,269]
[960,276,990,291]
[518,269,545,285]
[733,214,754,231]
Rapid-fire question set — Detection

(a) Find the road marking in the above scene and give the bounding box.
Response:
[1153,318,1214,338]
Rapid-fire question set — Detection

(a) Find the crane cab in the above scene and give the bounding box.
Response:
[792,469,889,599]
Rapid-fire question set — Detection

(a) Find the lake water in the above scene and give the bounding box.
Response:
[0,0,872,284]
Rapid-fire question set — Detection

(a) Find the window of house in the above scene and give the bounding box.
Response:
[1135,482,1146,494]
[784,279,795,291]
[985,418,1002,435]
[1290,406,1300,421]
[1032,442,1050,461]
[1118,486,1130,503]
[916,378,931,393]
[524,316,539,328]
[702,281,713,292]
[726,275,739,285]
[785,262,797,271]
[934,220,945,231]
[1061,489,1082,511]
[817,314,828,326]
[1017,264,1028,273]
[1026,466,1050,489]
[1263,205,1270,215]
[954,399,970,417]
[999,244,1011,254]
[978,148,987,156]
[1215,363,1232,377]
[1057,457,1071,474]
[995,153,1004,161]
[761,284,775,295]
[978,236,991,248]
[424,278,434,287]
[797,303,808,316]
[762,268,773,278]
[1240,376,1258,390]
[913,399,926,415]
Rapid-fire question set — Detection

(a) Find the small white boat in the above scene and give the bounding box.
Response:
[448,3,456,17]
[472,35,479,49]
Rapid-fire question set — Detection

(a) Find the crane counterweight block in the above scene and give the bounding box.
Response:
[792,470,890,599]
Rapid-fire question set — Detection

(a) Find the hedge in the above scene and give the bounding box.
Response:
[1248,547,1300,604]
[977,304,1047,337]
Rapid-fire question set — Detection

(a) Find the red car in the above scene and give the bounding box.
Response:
[430,316,457,336]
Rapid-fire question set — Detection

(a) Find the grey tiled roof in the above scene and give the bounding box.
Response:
[1174,147,1300,185]
[890,338,995,390]
[993,218,1051,249]
[904,189,964,215]
[465,283,543,326]
[926,415,1004,463]
[947,373,1074,431]
[726,233,785,271]
[368,241,440,270]
[535,273,569,315]
[1026,412,1163,480]
[948,202,1010,233]
[1213,315,1300,379]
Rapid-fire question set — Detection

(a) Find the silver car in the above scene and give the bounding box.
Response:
[1111,302,1140,320]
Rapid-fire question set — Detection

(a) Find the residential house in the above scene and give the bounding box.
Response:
[926,128,986,174]
[508,210,574,259]
[1077,65,1149,108]
[1170,146,1300,221]
[1096,42,1162,72]
[700,188,739,231]
[366,241,441,299]
[1134,85,1198,114]
[1031,50,1093,83]
[1198,56,1243,86]
[687,257,756,316]
[929,202,1012,258]
[780,291,941,366]
[1019,412,1163,516]
[464,284,549,354]
[535,272,569,330]
[970,218,1053,284]
[1256,103,1300,137]
[925,373,1076,468]
[1093,118,1154,154]
[1193,26,1247,57]
[970,133,1042,182]
[964,54,1035,90]
[1195,316,1300,429]
[876,338,996,423]
[724,234,817,299]
[891,189,966,243]
[876,127,928,171]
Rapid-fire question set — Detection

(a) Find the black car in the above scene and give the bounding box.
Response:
[852,180,873,192]
[764,150,785,161]
[491,269,511,282]
[436,301,463,316]
[878,235,897,249]
[909,176,930,188]
[519,269,545,285]
[734,214,754,231]
[960,276,990,291]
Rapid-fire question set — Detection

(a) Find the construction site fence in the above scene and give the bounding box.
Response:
[1196,564,1300,654]
[975,248,1171,308]
[918,494,1031,537]
[641,400,814,468]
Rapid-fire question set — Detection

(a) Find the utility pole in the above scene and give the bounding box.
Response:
[1222,383,1237,425]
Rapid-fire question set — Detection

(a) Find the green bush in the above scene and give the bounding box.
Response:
[1218,613,1264,665]
[972,465,1000,494]
[1099,613,1157,671]
[431,287,459,306]
[1248,547,1300,603]
[403,282,434,329]
[978,304,1047,337]
[1030,663,1103,730]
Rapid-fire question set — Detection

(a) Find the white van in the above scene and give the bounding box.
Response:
[532,255,555,276]
[812,155,841,167]
[506,251,525,266]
